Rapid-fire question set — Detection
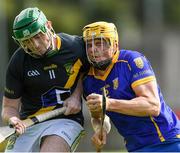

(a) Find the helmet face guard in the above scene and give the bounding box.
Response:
[83,21,119,70]
[19,31,51,58]
[12,7,55,58]
[85,35,113,70]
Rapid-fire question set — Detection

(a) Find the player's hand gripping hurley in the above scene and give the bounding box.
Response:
[0,107,66,144]
[97,87,106,152]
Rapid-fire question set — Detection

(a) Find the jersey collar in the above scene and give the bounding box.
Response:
[88,50,120,81]
[56,35,61,50]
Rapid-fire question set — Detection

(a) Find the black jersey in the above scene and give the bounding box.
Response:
[4,33,89,125]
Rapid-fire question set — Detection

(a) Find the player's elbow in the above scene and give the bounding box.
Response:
[151,100,161,117]
[151,106,160,117]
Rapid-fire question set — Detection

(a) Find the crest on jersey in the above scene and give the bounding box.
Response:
[64,63,74,76]
[113,77,119,90]
[134,57,144,69]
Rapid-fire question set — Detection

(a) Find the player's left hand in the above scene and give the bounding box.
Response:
[91,128,107,151]
[9,116,26,135]
[63,94,81,115]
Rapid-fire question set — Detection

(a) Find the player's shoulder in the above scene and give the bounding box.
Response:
[57,33,84,55]
[57,33,83,46]
[7,47,28,71]
[119,49,145,62]
[9,47,26,63]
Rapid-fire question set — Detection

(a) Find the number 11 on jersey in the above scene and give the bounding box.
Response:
[48,70,56,79]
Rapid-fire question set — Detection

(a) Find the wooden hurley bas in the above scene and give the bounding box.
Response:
[0,107,66,144]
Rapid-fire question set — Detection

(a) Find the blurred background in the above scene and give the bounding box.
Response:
[0,0,180,152]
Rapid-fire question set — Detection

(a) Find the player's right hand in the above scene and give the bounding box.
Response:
[9,116,26,135]
[63,94,81,115]
[91,128,107,151]
[86,93,104,118]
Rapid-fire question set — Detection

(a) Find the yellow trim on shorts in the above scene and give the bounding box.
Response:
[150,116,165,142]
[131,76,156,88]
[71,130,85,152]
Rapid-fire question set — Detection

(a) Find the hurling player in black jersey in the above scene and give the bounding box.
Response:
[1,7,89,152]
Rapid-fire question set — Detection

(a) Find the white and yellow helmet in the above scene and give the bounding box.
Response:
[83,21,119,70]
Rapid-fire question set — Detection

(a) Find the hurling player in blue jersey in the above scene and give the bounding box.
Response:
[1,7,89,152]
[82,21,180,152]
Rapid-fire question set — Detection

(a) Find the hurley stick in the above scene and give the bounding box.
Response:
[0,106,66,144]
[97,87,106,152]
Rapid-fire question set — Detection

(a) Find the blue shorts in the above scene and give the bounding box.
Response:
[135,138,180,152]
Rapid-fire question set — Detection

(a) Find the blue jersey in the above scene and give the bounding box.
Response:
[83,49,180,151]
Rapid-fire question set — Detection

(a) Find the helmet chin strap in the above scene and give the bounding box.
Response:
[92,58,112,70]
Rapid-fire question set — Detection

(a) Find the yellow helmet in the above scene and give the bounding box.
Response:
[83,21,118,47]
[82,21,119,70]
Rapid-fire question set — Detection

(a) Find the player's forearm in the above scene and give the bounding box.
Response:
[91,115,111,133]
[1,97,21,124]
[107,96,160,117]
[1,106,20,124]
[91,117,101,131]
[71,74,83,101]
